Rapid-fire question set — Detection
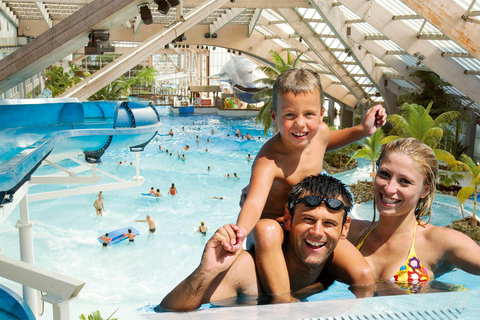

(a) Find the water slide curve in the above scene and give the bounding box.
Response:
[0,98,162,205]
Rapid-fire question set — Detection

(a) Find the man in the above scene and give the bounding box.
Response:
[136,215,156,233]
[158,174,355,311]
[93,191,104,216]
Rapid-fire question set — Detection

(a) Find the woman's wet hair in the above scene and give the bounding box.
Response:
[376,137,438,223]
[272,68,324,112]
[287,173,353,224]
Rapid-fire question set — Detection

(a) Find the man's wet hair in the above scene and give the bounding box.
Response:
[287,173,353,224]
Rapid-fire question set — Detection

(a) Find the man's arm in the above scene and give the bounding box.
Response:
[327,105,386,151]
[158,224,243,311]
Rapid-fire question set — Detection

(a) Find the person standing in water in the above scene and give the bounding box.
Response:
[94,191,105,216]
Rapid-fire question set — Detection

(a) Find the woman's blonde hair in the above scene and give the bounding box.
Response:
[376,138,438,223]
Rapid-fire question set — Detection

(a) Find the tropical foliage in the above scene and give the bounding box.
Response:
[45,64,82,97]
[347,128,384,176]
[79,309,117,320]
[253,50,304,135]
[136,66,158,91]
[455,154,480,226]
[87,81,123,101]
[381,102,458,166]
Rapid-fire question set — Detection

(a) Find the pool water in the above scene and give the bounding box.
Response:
[0,106,479,319]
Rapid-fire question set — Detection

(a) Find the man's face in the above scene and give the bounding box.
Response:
[284,195,350,269]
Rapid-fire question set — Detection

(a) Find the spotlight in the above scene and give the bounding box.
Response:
[167,0,180,6]
[204,32,211,38]
[197,45,199,49]
[227,49,231,53]
[201,46,204,49]
[165,44,169,49]
[232,50,235,55]
[182,45,185,48]
[206,46,208,50]
[238,51,241,55]
[186,45,189,48]
[139,4,153,25]
[211,33,218,39]
[85,30,114,55]
[155,0,170,14]
[212,46,216,50]
[299,37,303,43]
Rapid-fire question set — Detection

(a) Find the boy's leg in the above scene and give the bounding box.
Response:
[253,219,294,302]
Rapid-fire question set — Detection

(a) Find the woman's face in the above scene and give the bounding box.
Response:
[375,152,430,218]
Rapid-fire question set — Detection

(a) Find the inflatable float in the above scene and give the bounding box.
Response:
[98,226,139,246]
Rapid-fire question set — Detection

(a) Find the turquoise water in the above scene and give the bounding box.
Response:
[0,106,479,319]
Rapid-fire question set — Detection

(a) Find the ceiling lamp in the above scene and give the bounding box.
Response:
[167,0,180,6]
[139,4,153,25]
[155,0,170,14]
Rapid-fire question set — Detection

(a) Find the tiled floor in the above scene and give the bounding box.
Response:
[141,290,479,319]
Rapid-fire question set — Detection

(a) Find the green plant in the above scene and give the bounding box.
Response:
[253,50,304,135]
[455,154,480,226]
[382,102,458,166]
[347,128,384,177]
[87,81,123,101]
[136,66,158,92]
[79,309,118,320]
[117,75,137,98]
[438,172,464,187]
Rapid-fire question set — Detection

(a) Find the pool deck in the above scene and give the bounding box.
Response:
[142,290,479,320]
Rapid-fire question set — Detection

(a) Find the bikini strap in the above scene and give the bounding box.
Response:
[355,223,378,250]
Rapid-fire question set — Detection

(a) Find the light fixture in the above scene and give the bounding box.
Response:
[211,33,218,39]
[85,30,114,55]
[139,4,153,25]
[167,0,180,6]
[204,33,211,38]
[155,0,170,14]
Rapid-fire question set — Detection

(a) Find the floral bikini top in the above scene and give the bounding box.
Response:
[356,223,430,289]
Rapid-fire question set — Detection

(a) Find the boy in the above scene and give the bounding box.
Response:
[230,68,384,298]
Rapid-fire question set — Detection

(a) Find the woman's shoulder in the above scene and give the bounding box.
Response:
[420,223,473,248]
[347,219,373,242]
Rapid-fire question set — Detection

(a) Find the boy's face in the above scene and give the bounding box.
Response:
[271,91,324,147]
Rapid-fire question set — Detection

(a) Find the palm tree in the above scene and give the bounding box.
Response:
[347,128,384,177]
[137,66,158,92]
[45,65,71,97]
[455,154,480,226]
[117,75,137,98]
[382,102,458,166]
[87,81,122,101]
[253,50,303,135]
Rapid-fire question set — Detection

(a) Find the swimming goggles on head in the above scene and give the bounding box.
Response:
[288,195,345,212]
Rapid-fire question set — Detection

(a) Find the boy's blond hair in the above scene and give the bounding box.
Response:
[272,68,324,112]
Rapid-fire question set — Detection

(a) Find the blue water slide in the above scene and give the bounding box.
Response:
[0,98,162,205]
[0,284,35,320]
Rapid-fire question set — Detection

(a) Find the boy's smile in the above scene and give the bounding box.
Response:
[271,91,324,147]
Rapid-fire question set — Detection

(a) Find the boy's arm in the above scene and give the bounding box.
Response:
[235,158,276,249]
[326,105,386,151]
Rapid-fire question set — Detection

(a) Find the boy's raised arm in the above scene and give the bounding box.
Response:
[235,158,276,250]
[327,105,386,151]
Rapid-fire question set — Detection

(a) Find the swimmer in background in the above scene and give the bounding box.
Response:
[123,229,136,243]
[184,145,190,151]
[207,166,211,171]
[159,145,163,152]
[136,215,156,233]
[149,187,155,195]
[212,196,223,200]
[225,174,231,179]
[247,154,253,161]
[155,188,162,197]
[246,133,254,140]
[205,149,208,152]
[196,222,208,236]
[101,233,111,247]
[94,191,105,216]
[168,129,174,136]
[235,128,242,137]
[181,154,186,161]
[196,136,200,143]
[206,139,210,143]
[211,129,215,134]
[169,183,178,195]
[233,172,239,179]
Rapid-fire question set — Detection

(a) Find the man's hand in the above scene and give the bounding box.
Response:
[201,224,244,273]
[362,105,386,136]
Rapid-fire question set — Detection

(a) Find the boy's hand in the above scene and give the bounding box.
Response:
[201,224,243,273]
[362,105,386,136]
